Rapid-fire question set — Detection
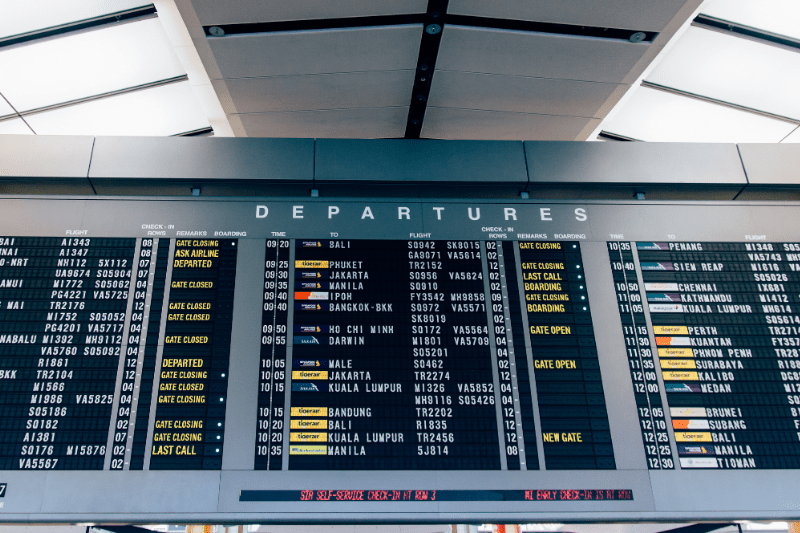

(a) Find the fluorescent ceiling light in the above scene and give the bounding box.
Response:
[0,0,150,40]
[646,26,800,120]
[24,81,209,136]
[701,0,800,41]
[0,18,184,113]
[0,118,33,134]
[601,86,795,143]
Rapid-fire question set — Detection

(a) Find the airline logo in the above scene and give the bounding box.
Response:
[292,370,328,380]
[640,262,674,271]
[296,260,328,269]
[678,445,712,455]
[670,407,707,417]
[295,303,328,311]
[296,325,327,333]
[660,359,696,370]
[294,336,323,345]
[645,282,679,291]
[292,382,326,392]
[637,242,670,251]
[665,382,700,393]
[297,271,328,279]
[663,371,699,381]
[293,359,328,368]
[673,419,710,430]
[647,293,681,302]
[295,292,329,300]
[656,336,691,346]
[291,419,327,430]
[649,304,683,313]
[296,281,328,290]
[653,325,689,335]
[658,347,694,358]
[291,407,327,417]
[675,432,712,442]
[290,445,327,455]
[680,457,718,468]
[290,432,327,443]
[300,241,326,247]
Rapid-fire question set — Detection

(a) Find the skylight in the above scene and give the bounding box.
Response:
[594,0,800,143]
[0,1,225,136]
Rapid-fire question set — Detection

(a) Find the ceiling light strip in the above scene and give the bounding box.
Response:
[693,14,800,53]
[0,5,158,50]
[597,131,640,142]
[445,15,655,43]
[203,14,425,38]
[404,0,448,139]
[16,74,188,119]
[641,80,800,126]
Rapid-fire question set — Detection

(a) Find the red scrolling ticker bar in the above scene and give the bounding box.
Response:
[239,489,633,502]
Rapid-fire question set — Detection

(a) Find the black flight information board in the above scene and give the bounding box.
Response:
[1,197,800,523]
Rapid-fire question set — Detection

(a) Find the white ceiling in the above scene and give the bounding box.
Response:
[0,0,230,137]
[595,0,800,142]
[176,0,702,139]
[4,0,796,142]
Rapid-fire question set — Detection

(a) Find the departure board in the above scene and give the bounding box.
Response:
[609,240,800,470]
[2,197,800,523]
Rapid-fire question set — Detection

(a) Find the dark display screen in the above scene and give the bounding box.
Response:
[0,237,238,471]
[251,239,614,470]
[239,489,634,502]
[610,241,800,470]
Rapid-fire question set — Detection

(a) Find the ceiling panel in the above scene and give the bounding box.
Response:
[429,70,625,118]
[0,135,94,177]
[737,143,800,185]
[437,26,650,84]
[601,87,796,142]
[448,0,690,32]
[1,0,150,40]
[235,106,409,138]
[90,137,313,180]
[646,27,800,120]
[0,118,33,135]
[421,107,598,140]
[0,18,185,113]
[213,70,414,113]
[24,81,209,136]
[192,0,427,25]
[315,139,528,183]
[208,25,421,79]
[701,0,800,41]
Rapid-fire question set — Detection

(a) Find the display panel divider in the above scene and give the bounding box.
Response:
[481,241,509,470]
[511,242,546,469]
[103,238,142,470]
[123,238,160,469]
[142,239,175,470]
[497,241,528,469]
